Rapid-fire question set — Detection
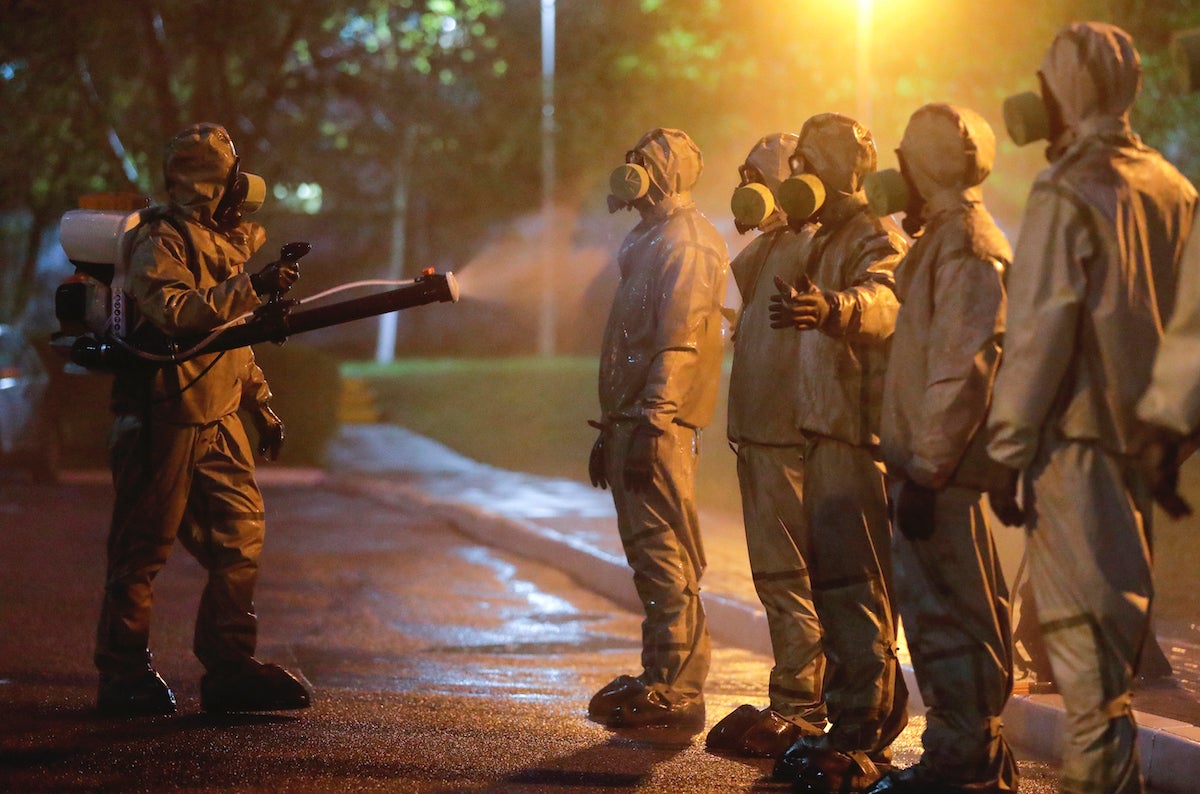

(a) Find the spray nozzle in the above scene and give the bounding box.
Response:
[280,241,312,262]
[264,241,311,305]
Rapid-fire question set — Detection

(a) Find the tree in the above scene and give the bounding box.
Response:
[4,0,1200,338]
[0,0,507,332]
[285,0,505,360]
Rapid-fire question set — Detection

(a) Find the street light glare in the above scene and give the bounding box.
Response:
[857,0,873,122]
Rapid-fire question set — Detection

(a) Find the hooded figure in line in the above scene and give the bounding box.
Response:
[987,23,1198,794]
[587,127,729,730]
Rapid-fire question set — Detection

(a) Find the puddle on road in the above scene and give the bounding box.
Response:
[297,544,642,699]
[399,546,640,660]
[424,638,640,656]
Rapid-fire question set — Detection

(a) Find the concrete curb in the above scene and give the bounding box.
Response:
[325,424,1199,793]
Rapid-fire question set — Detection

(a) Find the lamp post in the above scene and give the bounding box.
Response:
[856,0,872,123]
[538,0,557,357]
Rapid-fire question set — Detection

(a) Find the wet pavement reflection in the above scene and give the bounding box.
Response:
[0,474,1157,791]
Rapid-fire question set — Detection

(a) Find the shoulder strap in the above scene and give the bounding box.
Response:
[140,207,199,278]
[111,208,200,341]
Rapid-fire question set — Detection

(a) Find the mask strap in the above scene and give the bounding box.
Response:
[213,156,244,228]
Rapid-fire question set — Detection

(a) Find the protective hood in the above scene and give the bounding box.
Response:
[897,103,995,217]
[637,127,703,197]
[1041,21,1141,144]
[163,123,265,229]
[164,123,237,213]
[731,132,799,232]
[609,128,704,214]
[796,113,877,197]
[744,132,798,195]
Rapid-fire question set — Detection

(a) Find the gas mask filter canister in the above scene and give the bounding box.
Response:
[776,174,826,223]
[1002,91,1051,146]
[609,162,652,205]
[213,157,267,229]
[731,182,776,231]
[864,169,909,218]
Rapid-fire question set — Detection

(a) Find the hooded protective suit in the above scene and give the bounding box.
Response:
[766,114,909,770]
[987,23,1197,794]
[595,128,729,715]
[877,103,1017,792]
[781,114,904,446]
[724,133,826,734]
[96,123,283,686]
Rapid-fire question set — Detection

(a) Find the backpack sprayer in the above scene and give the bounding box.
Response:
[51,198,459,372]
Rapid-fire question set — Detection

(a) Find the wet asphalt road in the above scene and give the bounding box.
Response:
[1,472,1079,792]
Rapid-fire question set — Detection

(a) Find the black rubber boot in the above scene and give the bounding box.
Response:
[708,704,825,758]
[790,748,886,794]
[587,674,647,725]
[201,660,311,713]
[97,669,177,717]
[775,735,892,793]
[608,689,705,731]
[740,708,825,759]
[865,761,1012,794]
[706,704,762,752]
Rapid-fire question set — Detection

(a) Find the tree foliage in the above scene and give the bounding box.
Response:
[3,0,1200,329]
[0,0,507,323]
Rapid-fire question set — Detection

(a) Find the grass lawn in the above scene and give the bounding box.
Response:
[342,355,743,517]
[344,355,1200,635]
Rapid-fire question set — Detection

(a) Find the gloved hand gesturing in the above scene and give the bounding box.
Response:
[987,466,1025,527]
[252,403,285,461]
[769,274,832,331]
[588,420,608,490]
[895,479,938,541]
[1139,425,1193,519]
[624,422,663,493]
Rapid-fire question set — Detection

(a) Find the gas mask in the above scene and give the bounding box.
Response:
[1002,74,1065,150]
[212,156,266,230]
[608,149,654,213]
[730,164,776,234]
[777,152,827,231]
[864,151,925,236]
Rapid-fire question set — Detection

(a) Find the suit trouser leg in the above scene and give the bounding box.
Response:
[96,416,196,677]
[1027,439,1149,794]
[607,421,710,701]
[802,436,907,753]
[891,484,1017,788]
[737,442,825,719]
[176,413,265,673]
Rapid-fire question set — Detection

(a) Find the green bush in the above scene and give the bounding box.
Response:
[345,356,742,516]
[36,344,113,468]
[243,342,340,467]
[39,341,338,469]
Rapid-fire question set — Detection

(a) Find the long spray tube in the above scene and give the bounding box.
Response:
[200,271,459,353]
[70,271,459,369]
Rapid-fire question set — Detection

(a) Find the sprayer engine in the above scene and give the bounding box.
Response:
[53,199,460,372]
